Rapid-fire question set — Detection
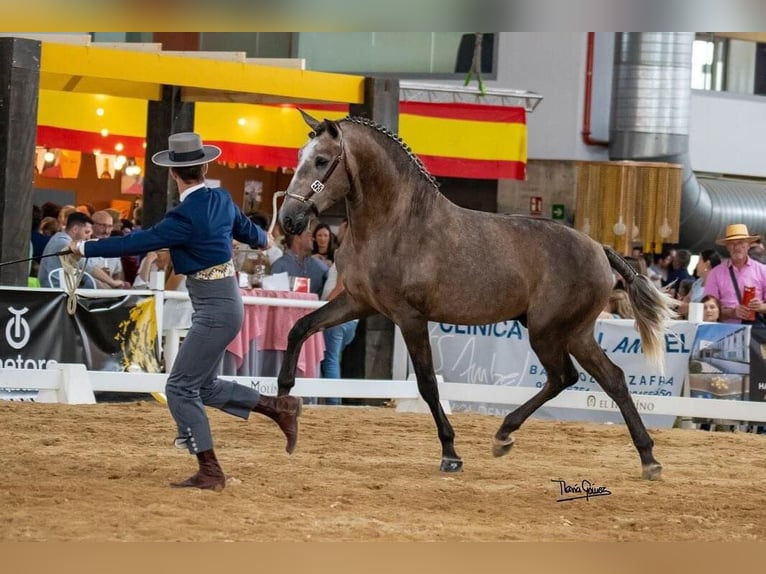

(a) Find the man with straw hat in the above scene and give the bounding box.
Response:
[704,223,766,324]
[69,132,302,492]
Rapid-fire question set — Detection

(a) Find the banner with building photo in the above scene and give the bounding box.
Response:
[0,290,158,401]
[427,319,696,428]
[688,323,750,402]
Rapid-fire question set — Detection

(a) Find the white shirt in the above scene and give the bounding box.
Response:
[179,182,206,203]
[321,263,338,301]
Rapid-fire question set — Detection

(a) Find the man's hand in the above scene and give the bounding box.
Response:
[67,241,82,261]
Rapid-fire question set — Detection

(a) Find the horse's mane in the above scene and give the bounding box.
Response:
[340,116,441,190]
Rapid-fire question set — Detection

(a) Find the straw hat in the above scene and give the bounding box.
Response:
[715,223,760,245]
[151,132,221,167]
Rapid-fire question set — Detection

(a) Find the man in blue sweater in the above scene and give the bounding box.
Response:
[69,133,302,492]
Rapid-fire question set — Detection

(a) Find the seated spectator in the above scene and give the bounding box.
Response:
[598,289,634,320]
[665,249,692,297]
[39,212,96,288]
[270,228,328,297]
[39,216,59,237]
[701,294,722,322]
[312,222,337,266]
[57,205,76,231]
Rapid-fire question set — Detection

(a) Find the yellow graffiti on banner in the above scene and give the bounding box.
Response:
[115,297,159,374]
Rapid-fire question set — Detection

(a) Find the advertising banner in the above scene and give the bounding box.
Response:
[748,327,766,402]
[1,290,158,400]
[428,319,697,428]
[688,323,750,401]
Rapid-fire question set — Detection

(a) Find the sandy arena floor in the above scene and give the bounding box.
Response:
[1,400,765,542]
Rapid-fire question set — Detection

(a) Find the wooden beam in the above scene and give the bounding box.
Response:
[0,38,41,286]
[40,43,365,104]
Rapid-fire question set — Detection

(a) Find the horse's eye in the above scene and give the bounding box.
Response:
[315,157,329,169]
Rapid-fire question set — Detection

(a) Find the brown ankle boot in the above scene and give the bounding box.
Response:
[170,449,226,492]
[253,395,302,454]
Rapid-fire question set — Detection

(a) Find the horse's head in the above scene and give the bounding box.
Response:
[280,110,349,235]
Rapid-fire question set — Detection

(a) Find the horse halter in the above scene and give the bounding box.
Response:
[285,125,346,207]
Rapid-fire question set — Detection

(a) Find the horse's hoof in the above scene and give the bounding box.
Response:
[641,462,663,481]
[440,457,463,473]
[492,435,515,457]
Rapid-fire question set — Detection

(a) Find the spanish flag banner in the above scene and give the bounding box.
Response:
[398,102,527,180]
[35,92,525,180]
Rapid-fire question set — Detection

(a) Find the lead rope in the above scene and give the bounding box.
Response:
[269,190,286,235]
[59,253,83,315]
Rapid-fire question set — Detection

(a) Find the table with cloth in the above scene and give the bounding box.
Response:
[221,288,325,378]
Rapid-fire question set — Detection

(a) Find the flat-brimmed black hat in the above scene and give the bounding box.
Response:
[151,132,221,167]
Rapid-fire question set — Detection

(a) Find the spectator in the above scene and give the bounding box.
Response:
[57,205,76,231]
[75,203,95,216]
[88,210,130,289]
[665,249,692,296]
[749,236,766,264]
[648,248,675,288]
[39,217,59,237]
[690,249,722,303]
[105,208,123,234]
[40,201,61,221]
[312,222,337,266]
[38,212,96,288]
[700,294,722,322]
[30,205,48,278]
[271,228,328,297]
[704,224,766,324]
[598,288,635,320]
[318,220,358,405]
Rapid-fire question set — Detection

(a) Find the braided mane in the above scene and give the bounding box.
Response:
[341,116,440,189]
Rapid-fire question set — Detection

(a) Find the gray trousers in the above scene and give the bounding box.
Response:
[166,275,261,454]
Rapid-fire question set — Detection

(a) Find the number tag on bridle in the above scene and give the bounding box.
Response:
[310,180,325,193]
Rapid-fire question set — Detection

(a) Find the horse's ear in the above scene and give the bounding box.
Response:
[324,119,339,138]
[297,108,321,133]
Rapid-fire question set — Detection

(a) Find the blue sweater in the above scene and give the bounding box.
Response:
[84,187,268,275]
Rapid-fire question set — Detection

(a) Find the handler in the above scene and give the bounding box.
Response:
[69,132,301,492]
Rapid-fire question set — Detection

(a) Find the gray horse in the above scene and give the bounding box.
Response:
[277,111,676,480]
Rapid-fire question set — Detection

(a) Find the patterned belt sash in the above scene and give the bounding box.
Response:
[190,260,235,280]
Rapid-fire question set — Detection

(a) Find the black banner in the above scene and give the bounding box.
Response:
[749,327,766,402]
[0,290,159,375]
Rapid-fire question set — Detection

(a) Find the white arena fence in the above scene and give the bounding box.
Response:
[1,284,766,424]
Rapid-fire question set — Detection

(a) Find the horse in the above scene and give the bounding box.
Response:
[276,110,677,480]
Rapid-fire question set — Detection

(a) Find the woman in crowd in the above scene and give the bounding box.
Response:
[701,294,722,322]
[598,288,635,319]
[312,222,337,266]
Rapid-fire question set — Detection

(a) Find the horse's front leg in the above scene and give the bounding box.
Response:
[277,292,372,396]
[398,318,462,473]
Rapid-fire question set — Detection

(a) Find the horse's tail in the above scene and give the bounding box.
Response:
[604,246,677,370]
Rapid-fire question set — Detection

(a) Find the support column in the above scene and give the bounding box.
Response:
[143,85,194,227]
[347,77,400,384]
[0,38,41,286]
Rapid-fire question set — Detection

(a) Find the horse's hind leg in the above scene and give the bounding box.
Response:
[399,318,461,472]
[493,338,578,457]
[570,336,662,480]
[277,292,372,396]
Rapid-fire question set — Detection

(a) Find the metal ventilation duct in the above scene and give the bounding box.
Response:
[608,32,766,253]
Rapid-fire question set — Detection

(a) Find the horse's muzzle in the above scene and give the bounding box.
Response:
[281,211,309,235]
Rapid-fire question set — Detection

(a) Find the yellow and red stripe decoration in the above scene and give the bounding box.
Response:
[36,93,526,180]
[398,102,526,180]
